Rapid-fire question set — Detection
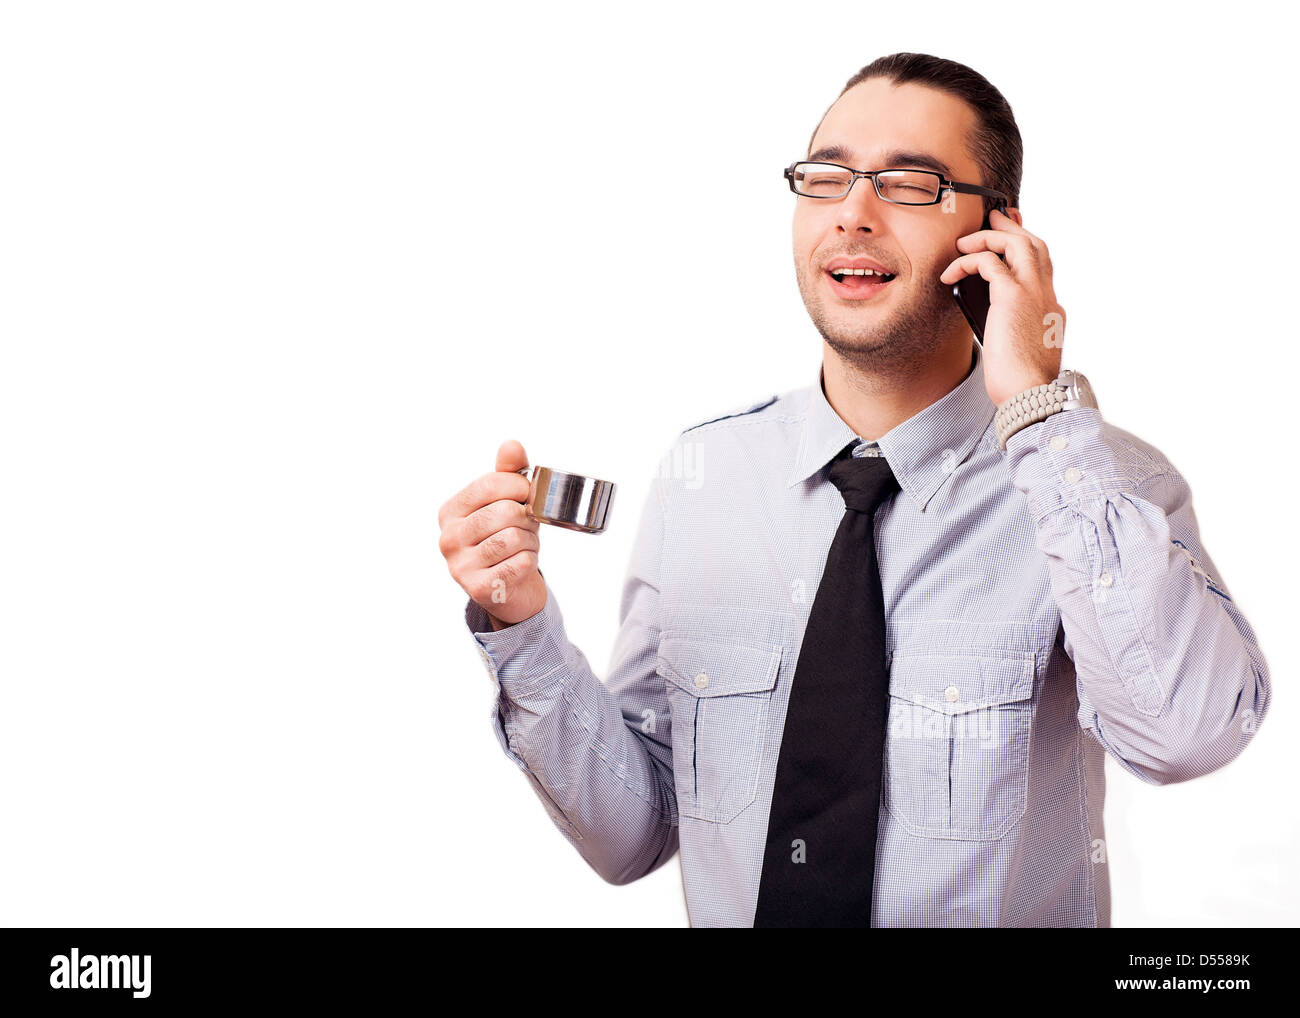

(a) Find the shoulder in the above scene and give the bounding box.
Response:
[677,392,790,436]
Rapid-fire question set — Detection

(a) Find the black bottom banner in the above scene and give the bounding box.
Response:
[0,926,1287,1006]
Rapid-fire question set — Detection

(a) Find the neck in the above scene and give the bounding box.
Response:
[821,338,976,442]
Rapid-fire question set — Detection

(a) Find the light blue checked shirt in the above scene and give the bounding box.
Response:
[463,338,1271,927]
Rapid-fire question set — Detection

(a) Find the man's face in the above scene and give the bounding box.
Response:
[793,78,988,375]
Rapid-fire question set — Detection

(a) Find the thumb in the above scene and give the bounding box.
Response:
[495,439,530,475]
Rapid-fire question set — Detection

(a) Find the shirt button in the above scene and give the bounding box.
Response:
[1049,435,1069,450]
[1098,571,1113,587]
[1063,466,1083,483]
[944,685,960,702]
[695,672,709,690]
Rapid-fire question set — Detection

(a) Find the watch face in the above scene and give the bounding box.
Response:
[1061,370,1098,410]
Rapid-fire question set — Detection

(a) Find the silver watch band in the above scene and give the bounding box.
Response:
[994,369,1098,451]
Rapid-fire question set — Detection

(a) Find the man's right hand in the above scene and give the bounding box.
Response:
[438,440,545,631]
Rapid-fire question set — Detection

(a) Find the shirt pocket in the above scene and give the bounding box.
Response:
[883,648,1036,841]
[656,632,783,824]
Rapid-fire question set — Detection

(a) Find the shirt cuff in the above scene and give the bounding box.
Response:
[463,578,570,694]
[1002,405,1120,520]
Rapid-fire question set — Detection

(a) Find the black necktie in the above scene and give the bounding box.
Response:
[754,443,900,927]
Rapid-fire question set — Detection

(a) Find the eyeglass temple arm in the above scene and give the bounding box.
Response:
[945,180,1008,206]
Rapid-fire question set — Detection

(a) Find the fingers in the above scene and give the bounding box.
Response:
[989,207,1026,232]
[437,442,533,529]
[470,524,541,571]
[458,497,539,548]
[495,439,529,475]
[958,213,1049,270]
[939,250,1013,286]
[465,546,541,616]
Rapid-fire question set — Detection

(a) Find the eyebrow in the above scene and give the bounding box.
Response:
[806,144,953,178]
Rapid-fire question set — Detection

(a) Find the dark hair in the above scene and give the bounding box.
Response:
[808,53,1023,214]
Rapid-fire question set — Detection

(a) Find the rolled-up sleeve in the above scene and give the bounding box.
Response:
[1003,405,1271,785]
[462,471,679,884]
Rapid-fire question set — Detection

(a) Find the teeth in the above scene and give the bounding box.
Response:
[832,268,892,278]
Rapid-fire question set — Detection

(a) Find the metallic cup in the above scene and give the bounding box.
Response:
[516,465,616,534]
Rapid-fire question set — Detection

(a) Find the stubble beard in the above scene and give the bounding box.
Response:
[798,260,965,380]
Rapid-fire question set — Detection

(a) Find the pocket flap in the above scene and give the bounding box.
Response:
[888,651,1034,714]
[656,634,782,698]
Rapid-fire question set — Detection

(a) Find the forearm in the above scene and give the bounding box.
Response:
[1004,405,1272,783]
[468,585,679,884]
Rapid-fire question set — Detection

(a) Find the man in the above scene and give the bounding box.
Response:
[437,53,1271,927]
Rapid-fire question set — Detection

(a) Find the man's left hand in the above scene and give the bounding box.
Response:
[939,207,1065,407]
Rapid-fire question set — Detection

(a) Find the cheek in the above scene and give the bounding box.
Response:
[791,208,824,249]
[791,224,812,259]
[901,236,951,275]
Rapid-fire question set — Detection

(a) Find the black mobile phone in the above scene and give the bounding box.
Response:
[951,206,1005,342]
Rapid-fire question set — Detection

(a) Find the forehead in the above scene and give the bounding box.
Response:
[809,79,979,179]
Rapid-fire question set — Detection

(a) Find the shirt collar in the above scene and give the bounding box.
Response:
[785,339,996,511]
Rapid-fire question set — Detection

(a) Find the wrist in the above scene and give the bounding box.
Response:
[994,368,1098,451]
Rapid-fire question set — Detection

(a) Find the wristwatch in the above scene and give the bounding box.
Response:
[994,368,1099,451]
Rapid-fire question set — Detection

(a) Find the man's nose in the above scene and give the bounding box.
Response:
[835,176,889,230]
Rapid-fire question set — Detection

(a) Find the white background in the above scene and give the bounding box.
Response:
[1,0,1295,927]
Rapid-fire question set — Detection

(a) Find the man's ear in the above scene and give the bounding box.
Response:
[998,206,1024,227]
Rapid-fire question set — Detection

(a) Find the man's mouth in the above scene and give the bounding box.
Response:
[826,267,897,299]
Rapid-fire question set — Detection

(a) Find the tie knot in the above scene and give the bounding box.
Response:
[828,451,900,513]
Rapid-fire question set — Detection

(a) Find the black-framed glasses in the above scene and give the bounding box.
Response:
[784,161,1007,207]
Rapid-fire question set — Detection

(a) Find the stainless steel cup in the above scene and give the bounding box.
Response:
[516,465,616,534]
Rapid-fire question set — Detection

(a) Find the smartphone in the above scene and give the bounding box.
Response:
[951,205,1006,342]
